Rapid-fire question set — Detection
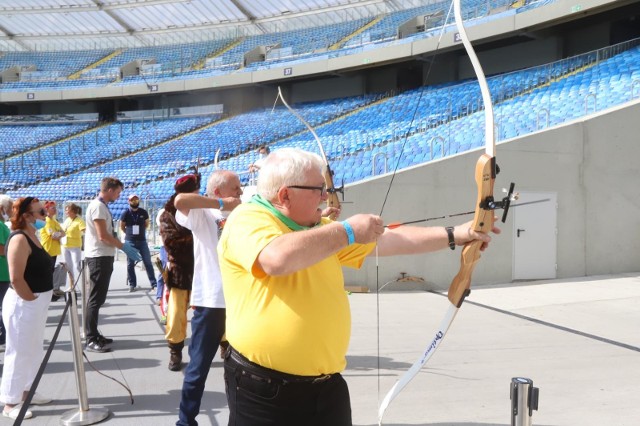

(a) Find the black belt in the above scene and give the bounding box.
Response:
[227,346,335,385]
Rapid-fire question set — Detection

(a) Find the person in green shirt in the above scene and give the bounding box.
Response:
[0,194,13,346]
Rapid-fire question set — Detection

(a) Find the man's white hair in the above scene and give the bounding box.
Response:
[0,194,13,213]
[205,170,238,197]
[257,148,325,201]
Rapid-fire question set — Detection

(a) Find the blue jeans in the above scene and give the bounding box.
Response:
[177,307,225,426]
[126,239,157,288]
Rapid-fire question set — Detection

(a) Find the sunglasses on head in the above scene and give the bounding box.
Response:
[18,197,42,216]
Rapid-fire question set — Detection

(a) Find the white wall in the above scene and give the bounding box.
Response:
[341,99,640,290]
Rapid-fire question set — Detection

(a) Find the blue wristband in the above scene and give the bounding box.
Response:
[341,221,355,245]
[217,198,224,210]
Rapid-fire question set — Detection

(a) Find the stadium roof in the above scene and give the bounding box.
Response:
[0,0,428,51]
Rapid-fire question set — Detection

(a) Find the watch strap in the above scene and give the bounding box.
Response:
[445,226,455,250]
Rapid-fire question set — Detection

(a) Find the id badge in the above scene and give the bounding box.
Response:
[132,225,140,235]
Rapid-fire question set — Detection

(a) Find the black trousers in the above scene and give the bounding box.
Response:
[224,347,352,426]
[84,256,114,342]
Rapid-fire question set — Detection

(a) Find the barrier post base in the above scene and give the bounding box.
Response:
[60,407,110,426]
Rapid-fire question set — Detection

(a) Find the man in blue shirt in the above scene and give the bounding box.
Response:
[120,194,157,292]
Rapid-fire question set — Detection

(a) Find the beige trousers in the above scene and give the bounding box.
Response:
[164,288,190,344]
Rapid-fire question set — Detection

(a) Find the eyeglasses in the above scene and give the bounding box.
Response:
[287,183,327,196]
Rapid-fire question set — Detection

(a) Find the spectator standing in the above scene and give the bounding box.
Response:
[158,174,199,371]
[0,195,12,347]
[61,203,85,287]
[248,145,270,173]
[40,201,65,269]
[84,178,141,353]
[120,194,157,292]
[0,195,11,230]
[174,170,242,426]
[1,197,53,420]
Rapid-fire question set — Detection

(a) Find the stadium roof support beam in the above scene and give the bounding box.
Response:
[0,23,31,51]
[253,0,385,25]
[229,0,267,34]
[383,0,402,12]
[90,0,147,44]
[0,0,191,14]
[0,0,388,49]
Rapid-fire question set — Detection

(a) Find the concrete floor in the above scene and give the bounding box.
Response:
[1,260,638,425]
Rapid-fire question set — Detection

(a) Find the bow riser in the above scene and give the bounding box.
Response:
[473,153,497,232]
[324,164,341,220]
[448,153,495,306]
[447,242,481,307]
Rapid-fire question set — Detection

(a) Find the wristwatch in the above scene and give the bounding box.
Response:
[445,226,455,250]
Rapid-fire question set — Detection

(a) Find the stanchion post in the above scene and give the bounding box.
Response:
[60,273,110,425]
[81,259,88,339]
[510,377,539,426]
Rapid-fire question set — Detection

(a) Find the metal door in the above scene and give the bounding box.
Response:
[513,191,557,280]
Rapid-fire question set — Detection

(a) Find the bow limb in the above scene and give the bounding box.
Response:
[276,86,341,218]
[378,1,497,423]
[454,0,495,157]
[214,148,220,170]
[449,0,497,303]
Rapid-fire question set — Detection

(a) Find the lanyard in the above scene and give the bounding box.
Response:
[248,194,320,231]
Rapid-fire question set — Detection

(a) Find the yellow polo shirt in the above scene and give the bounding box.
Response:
[218,203,375,376]
[40,216,64,257]
[62,217,86,249]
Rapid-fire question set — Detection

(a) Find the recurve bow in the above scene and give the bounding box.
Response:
[377,0,516,423]
[277,86,343,219]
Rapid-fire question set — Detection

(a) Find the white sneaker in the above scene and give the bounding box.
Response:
[3,404,33,420]
[29,392,52,405]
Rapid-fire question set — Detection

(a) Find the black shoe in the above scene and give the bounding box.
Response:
[97,335,114,345]
[86,340,112,353]
[168,353,182,371]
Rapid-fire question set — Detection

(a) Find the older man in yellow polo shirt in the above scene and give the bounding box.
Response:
[218,148,497,426]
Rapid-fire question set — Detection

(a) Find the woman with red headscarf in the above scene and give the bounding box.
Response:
[0,197,53,420]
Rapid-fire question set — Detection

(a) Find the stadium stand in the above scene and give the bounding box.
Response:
[4,40,639,211]
[0,0,556,91]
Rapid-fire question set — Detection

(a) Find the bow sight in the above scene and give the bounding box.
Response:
[327,179,346,201]
[479,182,518,223]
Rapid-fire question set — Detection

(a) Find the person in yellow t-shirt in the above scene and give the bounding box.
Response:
[218,148,498,426]
[40,201,65,270]
[62,203,86,286]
